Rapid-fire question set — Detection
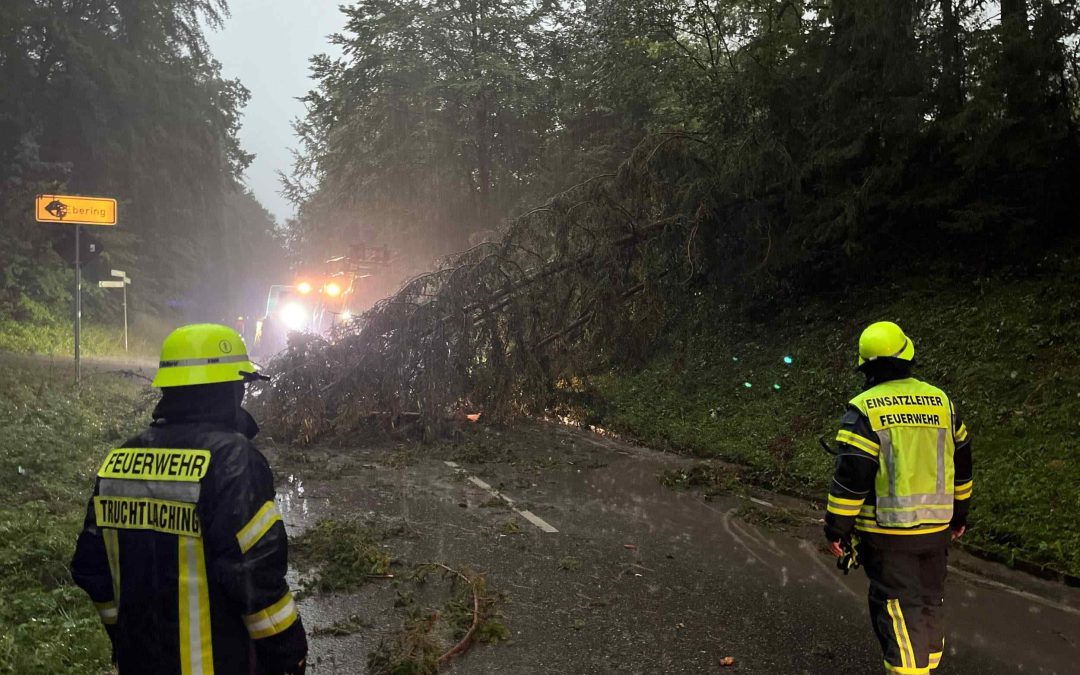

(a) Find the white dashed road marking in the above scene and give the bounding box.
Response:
[468,476,493,491]
[516,510,559,533]
[445,461,559,533]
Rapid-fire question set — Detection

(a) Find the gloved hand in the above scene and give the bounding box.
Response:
[951,525,966,541]
[253,616,308,675]
[830,538,860,574]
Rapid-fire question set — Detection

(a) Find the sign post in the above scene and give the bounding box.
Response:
[102,270,131,352]
[36,194,118,385]
[75,226,81,382]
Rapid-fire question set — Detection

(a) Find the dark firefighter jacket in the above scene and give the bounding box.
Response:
[824,374,973,551]
[71,384,307,675]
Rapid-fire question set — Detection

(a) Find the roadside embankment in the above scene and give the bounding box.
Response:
[570,257,1080,578]
[0,315,169,359]
[0,355,154,674]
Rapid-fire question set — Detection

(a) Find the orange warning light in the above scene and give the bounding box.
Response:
[296,281,313,294]
[324,282,342,297]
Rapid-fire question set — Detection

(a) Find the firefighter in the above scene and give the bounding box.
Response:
[825,321,972,675]
[71,324,308,674]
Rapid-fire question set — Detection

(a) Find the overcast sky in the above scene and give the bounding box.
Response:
[205,1,346,223]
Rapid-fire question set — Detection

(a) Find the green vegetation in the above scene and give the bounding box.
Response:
[366,612,443,675]
[0,356,153,674]
[577,258,1080,576]
[734,503,805,532]
[658,464,742,498]
[290,519,394,594]
[0,318,165,359]
[368,565,507,675]
[291,520,508,673]
[310,613,374,637]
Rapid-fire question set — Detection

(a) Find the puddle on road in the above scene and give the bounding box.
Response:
[275,466,399,674]
[279,473,314,531]
[277,472,329,628]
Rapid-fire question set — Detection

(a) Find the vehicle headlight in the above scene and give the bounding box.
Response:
[280,302,308,332]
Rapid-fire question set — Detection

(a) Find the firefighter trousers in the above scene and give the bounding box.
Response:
[858,542,947,674]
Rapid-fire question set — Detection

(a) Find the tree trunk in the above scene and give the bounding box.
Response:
[476,95,492,230]
[1000,0,1031,118]
[939,0,963,116]
[470,1,493,238]
[883,0,919,94]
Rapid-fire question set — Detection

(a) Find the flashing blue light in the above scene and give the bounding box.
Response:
[783,356,793,365]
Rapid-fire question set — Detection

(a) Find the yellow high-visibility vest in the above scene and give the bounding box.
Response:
[849,378,956,531]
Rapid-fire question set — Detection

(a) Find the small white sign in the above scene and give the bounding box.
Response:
[99,280,125,288]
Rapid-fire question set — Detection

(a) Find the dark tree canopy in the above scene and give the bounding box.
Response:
[267,0,1080,444]
[0,0,282,326]
[287,0,1080,285]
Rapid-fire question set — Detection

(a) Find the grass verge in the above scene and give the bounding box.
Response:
[0,317,167,359]
[0,355,154,674]
[571,256,1080,577]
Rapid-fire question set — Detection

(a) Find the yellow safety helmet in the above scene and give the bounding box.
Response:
[857,321,915,367]
[152,324,259,388]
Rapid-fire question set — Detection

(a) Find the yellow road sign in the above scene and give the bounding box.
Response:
[35,194,117,226]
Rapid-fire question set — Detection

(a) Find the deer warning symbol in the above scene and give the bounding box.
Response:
[45,199,68,220]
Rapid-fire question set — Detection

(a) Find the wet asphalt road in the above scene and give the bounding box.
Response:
[269,423,1080,675]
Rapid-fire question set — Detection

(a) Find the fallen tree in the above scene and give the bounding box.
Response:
[258,135,752,444]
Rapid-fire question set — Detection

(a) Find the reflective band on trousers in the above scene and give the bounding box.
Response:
[159,354,250,368]
[179,536,214,675]
[95,600,118,625]
[99,477,201,503]
[887,598,917,669]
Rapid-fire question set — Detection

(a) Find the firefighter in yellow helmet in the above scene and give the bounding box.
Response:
[71,324,308,674]
[825,321,972,675]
